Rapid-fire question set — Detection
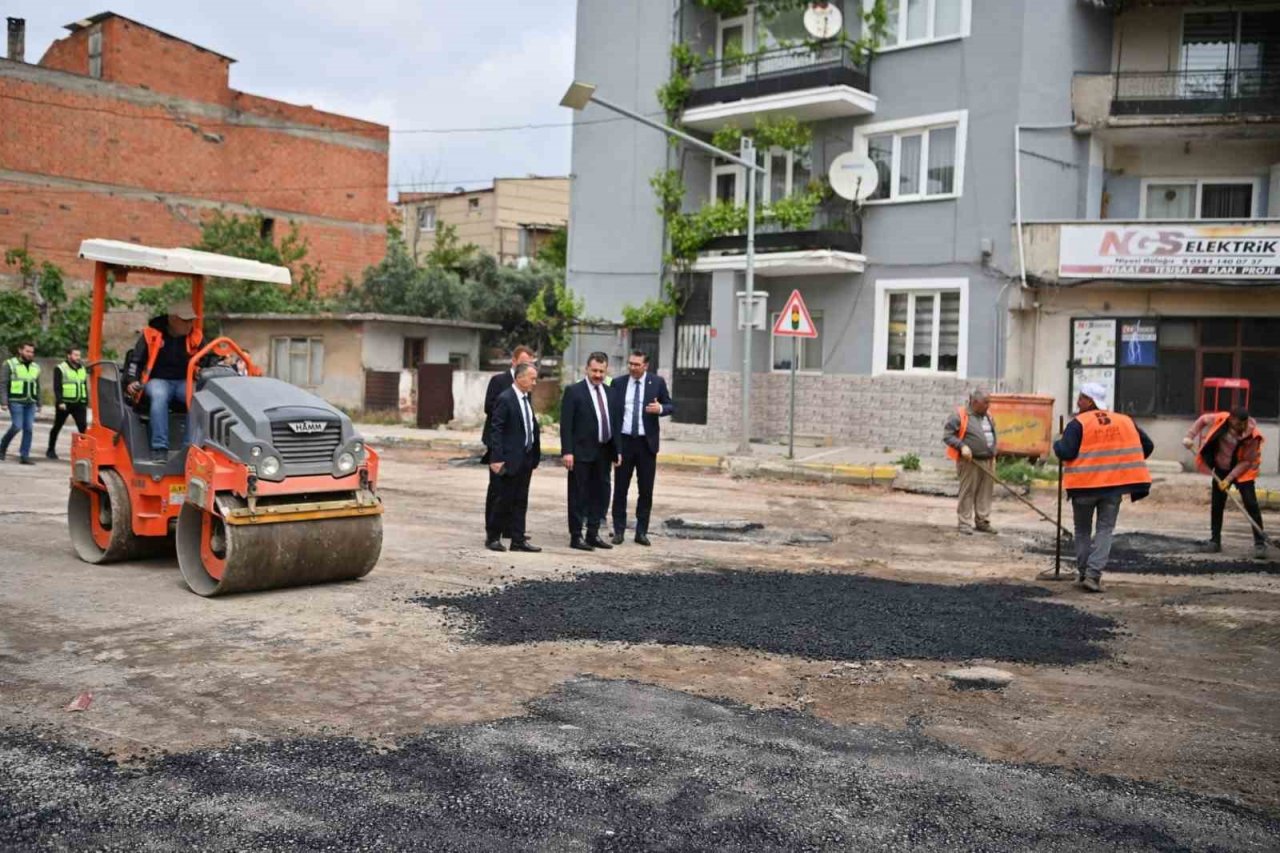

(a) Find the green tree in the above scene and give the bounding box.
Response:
[341,224,472,319]
[0,249,118,357]
[525,278,584,356]
[134,211,324,316]
[536,227,568,269]
[423,223,479,273]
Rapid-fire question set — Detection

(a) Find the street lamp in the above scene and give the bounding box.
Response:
[560,81,763,454]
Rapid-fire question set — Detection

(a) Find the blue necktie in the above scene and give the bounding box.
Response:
[631,379,641,436]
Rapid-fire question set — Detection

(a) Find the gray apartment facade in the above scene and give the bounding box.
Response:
[568,1,1280,465]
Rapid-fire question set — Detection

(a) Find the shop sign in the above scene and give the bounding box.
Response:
[1059,224,1280,280]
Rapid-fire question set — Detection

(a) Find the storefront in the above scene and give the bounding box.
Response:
[1013,221,1280,473]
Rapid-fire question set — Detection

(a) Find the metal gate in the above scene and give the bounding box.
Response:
[416,363,454,428]
[673,274,711,425]
[364,370,400,412]
[630,328,660,372]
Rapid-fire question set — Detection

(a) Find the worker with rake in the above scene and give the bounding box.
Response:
[1183,406,1269,562]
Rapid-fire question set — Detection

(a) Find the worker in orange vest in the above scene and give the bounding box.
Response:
[123,300,206,462]
[1053,382,1153,593]
[1182,406,1267,561]
[942,389,999,535]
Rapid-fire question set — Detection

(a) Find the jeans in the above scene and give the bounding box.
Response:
[1,402,37,459]
[1071,493,1122,580]
[1210,470,1266,546]
[143,378,188,450]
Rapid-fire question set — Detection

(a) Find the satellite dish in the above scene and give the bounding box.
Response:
[828,152,879,202]
[804,3,843,39]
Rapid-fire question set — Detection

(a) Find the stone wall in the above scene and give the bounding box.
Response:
[663,370,997,457]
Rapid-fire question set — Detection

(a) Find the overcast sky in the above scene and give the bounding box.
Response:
[13,1,577,198]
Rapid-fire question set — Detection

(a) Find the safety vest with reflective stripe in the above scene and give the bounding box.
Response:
[5,358,40,403]
[59,361,88,404]
[139,326,203,384]
[1062,410,1152,491]
[1195,411,1263,485]
[945,406,968,461]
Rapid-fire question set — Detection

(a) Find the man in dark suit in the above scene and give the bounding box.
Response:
[482,345,535,545]
[560,351,616,551]
[609,350,675,546]
[486,361,541,552]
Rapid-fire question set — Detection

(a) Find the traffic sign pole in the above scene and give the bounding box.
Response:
[772,289,817,462]
[789,335,798,460]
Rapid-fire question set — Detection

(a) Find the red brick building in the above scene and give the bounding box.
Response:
[0,13,388,291]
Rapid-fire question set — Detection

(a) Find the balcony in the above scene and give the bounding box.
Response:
[693,206,865,277]
[1073,71,1280,131]
[682,45,876,132]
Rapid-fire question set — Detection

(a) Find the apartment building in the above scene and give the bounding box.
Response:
[567,0,1279,470]
[398,177,569,267]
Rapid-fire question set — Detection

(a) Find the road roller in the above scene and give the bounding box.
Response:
[67,239,383,596]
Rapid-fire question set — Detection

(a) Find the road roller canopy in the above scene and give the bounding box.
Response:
[78,239,292,285]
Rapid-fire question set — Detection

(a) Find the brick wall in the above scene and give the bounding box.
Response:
[663,370,995,457]
[0,15,388,292]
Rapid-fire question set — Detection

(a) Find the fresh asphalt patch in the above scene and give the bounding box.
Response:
[415,570,1116,665]
[2,679,1275,852]
[1024,532,1280,576]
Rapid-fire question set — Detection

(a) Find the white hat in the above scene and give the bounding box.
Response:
[1079,382,1109,410]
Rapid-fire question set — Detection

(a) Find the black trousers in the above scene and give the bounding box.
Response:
[48,404,88,451]
[613,434,657,536]
[485,469,502,541]
[1211,469,1265,545]
[567,450,611,540]
[493,463,533,544]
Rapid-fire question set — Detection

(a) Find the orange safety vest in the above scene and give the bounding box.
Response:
[945,406,969,461]
[1062,410,1152,491]
[1194,411,1263,485]
[139,326,203,384]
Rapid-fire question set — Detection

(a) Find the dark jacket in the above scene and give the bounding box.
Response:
[1054,413,1155,501]
[125,316,209,383]
[481,368,515,462]
[560,379,616,462]
[487,386,540,475]
[608,372,675,455]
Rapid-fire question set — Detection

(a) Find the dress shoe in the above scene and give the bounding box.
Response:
[570,539,594,552]
[509,540,542,553]
[586,535,613,550]
[485,539,507,552]
[46,449,59,460]
[610,531,625,546]
[19,457,35,466]
[634,533,651,546]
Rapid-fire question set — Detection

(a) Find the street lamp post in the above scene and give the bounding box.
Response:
[560,81,763,454]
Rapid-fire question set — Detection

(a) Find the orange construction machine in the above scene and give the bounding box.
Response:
[67,240,383,596]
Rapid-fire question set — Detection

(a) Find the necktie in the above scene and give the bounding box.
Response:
[593,383,610,444]
[631,379,641,436]
[522,395,533,450]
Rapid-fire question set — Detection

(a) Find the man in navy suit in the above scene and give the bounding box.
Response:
[486,361,541,552]
[560,351,616,551]
[481,345,535,545]
[609,350,674,545]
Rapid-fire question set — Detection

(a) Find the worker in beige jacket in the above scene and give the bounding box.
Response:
[943,389,998,535]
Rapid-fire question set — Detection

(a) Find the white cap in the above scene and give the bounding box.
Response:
[1079,382,1109,410]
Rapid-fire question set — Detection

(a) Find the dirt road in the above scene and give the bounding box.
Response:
[1,447,1278,848]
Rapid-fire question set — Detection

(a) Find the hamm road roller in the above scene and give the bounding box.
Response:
[68,239,383,596]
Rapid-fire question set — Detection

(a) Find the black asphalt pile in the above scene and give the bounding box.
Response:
[2,679,1275,852]
[415,570,1116,665]
[1025,533,1280,576]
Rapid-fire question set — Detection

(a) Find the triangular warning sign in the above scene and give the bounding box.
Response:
[771,289,818,338]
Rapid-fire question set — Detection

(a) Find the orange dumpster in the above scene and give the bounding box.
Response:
[987,394,1055,459]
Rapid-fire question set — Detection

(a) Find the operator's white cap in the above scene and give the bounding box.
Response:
[1079,382,1109,410]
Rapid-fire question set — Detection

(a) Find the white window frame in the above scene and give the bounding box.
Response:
[854,110,968,204]
[710,161,746,206]
[716,13,754,85]
[417,205,437,231]
[1137,176,1263,220]
[270,336,324,387]
[868,0,972,53]
[872,278,968,377]
[770,310,824,374]
[762,146,814,204]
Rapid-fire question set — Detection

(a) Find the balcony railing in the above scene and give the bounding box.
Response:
[699,204,863,255]
[686,44,871,109]
[1111,69,1280,117]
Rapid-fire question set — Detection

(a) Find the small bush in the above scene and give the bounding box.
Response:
[995,456,1058,486]
[894,453,921,471]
